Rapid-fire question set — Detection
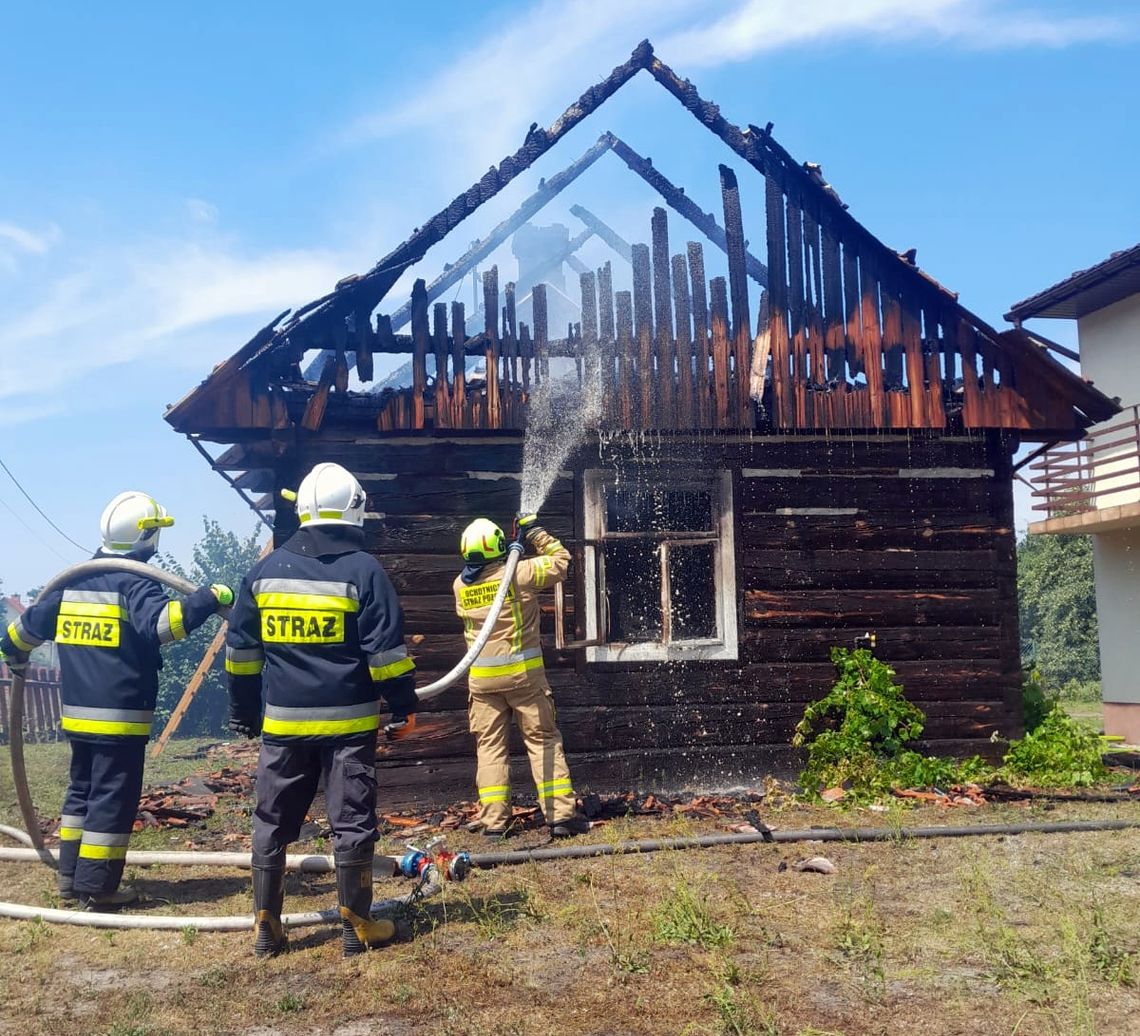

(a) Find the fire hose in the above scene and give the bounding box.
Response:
[1,543,520,930]
[4,819,1140,929]
[414,540,523,701]
[7,542,524,851]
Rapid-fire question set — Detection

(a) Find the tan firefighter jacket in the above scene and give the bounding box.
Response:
[453,527,569,692]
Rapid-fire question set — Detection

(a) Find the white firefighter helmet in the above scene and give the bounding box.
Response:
[292,462,366,528]
[99,492,174,555]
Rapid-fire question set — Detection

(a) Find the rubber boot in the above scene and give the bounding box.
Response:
[252,851,288,958]
[78,884,139,912]
[336,847,395,957]
[550,813,591,838]
[58,838,80,904]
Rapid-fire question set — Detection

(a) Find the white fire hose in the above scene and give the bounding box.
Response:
[414,541,523,701]
[2,543,523,929]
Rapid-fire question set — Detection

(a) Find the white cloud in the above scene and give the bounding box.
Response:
[185,198,219,225]
[340,0,701,168]
[0,228,353,412]
[345,0,1130,166]
[660,0,1132,66]
[0,220,60,255]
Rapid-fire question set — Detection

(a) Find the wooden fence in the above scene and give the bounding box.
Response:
[0,664,62,744]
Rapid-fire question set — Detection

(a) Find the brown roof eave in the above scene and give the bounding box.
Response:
[1005,243,1140,322]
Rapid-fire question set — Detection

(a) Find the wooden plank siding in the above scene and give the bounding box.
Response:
[278,431,1019,804]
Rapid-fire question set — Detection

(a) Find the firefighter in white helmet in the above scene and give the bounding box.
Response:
[225,462,418,957]
[453,513,590,839]
[0,492,230,910]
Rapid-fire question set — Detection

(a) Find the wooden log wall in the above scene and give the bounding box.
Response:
[286,431,1019,805]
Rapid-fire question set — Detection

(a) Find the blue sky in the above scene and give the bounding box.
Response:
[1,0,1137,593]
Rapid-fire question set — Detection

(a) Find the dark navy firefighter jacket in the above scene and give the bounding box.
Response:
[0,554,219,742]
[225,525,416,743]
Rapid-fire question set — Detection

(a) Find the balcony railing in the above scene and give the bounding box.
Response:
[1030,405,1140,526]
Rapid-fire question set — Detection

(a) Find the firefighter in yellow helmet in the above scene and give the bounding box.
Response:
[454,514,590,839]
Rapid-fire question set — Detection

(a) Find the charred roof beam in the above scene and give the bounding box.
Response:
[385,132,616,332]
[258,43,655,365]
[569,205,632,263]
[607,136,767,287]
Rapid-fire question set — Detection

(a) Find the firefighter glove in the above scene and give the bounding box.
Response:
[210,583,235,608]
[514,511,538,547]
[229,701,262,739]
[383,714,416,741]
[2,651,28,675]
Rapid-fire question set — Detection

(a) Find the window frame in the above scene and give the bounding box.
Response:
[581,468,738,663]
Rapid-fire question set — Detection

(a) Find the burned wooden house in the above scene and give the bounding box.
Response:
[166,42,1115,798]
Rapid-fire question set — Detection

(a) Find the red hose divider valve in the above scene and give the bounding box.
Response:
[398,837,471,883]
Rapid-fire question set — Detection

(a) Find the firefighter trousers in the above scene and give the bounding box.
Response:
[59,737,147,895]
[468,681,576,829]
[252,733,379,858]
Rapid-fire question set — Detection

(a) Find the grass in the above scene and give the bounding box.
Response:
[3,741,1140,1034]
[652,874,735,949]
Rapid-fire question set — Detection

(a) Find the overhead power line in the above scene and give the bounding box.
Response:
[0,453,92,554]
[0,493,74,565]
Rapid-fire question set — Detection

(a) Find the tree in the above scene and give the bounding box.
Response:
[1017,532,1100,687]
[154,519,264,737]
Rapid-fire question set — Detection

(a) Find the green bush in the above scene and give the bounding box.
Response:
[794,647,1111,800]
[1022,668,1058,733]
[1000,709,1110,787]
[791,648,985,798]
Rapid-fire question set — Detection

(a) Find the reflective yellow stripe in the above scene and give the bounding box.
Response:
[61,717,152,736]
[78,844,128,860]
[168,600,185,641]
[254,593,359,612]
[538,780,574,799]
[533,557,553,587]
[544,541,564,556]
[59,602,128,620]
[369,656,415,682]
[299,509,345,523]
[511,595,523,652]
[470,656,544,679]
[59,827,83,841]
[261,715,380,737]
[225,658,264,675]
[479,785,510,803]
[538,778,573,790]
[6,621,38,653]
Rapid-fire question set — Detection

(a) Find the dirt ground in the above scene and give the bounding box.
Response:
[2,740,1140,1036]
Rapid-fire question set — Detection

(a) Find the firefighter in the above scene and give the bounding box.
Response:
[0,492,229,910]
[454,513,590,840]
[225,462,417,958]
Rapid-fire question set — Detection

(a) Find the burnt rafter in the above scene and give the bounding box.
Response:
[385,132,616,333]
[387,130,767,332]
[168,38,1117,440]
[570,205,633,262]
[263,42,655,361]
[608,136,767,287]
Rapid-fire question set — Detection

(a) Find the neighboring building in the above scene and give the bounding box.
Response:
[1008,244,1140,742]
[166,42,1116,801]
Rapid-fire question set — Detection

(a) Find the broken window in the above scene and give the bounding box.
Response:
[581,470,738,662]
